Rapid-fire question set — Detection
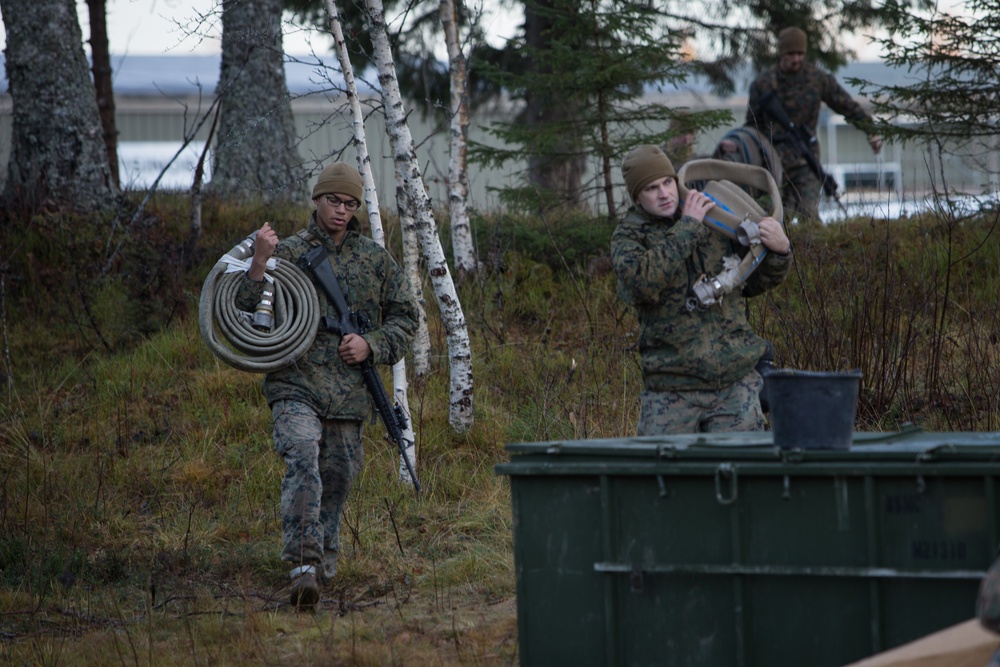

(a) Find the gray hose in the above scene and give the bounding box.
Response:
[199,234,320,373]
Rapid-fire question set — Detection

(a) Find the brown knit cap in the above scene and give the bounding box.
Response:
[311,162,364,202]
[622,145,677,202]
[778,27,807,55]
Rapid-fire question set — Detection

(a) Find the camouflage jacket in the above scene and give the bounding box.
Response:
[744,63,874,169]
[236,215,419,420]
[611,205,791,392]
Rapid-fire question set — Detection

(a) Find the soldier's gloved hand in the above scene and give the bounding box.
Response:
[868,134,883,155]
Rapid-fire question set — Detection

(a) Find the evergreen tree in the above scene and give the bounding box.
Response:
[850,0,1000,182]
[471,0,729,215]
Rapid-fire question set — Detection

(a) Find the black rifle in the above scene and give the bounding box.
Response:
[758,90,843,204]
[301,244,421,495]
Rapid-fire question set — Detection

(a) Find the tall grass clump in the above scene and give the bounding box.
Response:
[754,203,1000,430]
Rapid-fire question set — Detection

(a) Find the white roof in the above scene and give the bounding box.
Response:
[0,54,905,99]
[0,53,372,96]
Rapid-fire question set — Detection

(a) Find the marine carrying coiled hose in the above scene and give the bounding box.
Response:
[198,233,321,373]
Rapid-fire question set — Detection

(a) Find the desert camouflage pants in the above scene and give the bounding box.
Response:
[782,162,822,226]
[636,369,765,435]
[272,400,364,580]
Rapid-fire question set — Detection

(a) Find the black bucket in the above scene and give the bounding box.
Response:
[765,369,862,450]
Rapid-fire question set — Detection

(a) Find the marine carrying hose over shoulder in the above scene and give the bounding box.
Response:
[199,232,321,373]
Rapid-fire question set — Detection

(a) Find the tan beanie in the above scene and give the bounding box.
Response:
[622,145,677,202]
[778,27,807,55]
[311,162,364,202]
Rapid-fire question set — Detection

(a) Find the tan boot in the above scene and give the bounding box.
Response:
[289,565,319,611]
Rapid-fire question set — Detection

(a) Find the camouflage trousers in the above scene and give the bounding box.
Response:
[782,162,822,226]
[636,370,765,435]
[272,400,364,580]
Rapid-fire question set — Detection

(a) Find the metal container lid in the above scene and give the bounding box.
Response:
[496,428,1000,475]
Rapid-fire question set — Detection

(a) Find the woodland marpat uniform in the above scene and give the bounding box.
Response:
[744,28,879,223]
[236,220,417,420]
[236,161,417,610]
[612,144,792,434]
[236,217,417,577]
[745,63,873,170]
[745,63,874,222]
[612,205,791,394]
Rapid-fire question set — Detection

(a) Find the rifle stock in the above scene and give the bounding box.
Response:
[301,244,421,495]
[758,90,840,199]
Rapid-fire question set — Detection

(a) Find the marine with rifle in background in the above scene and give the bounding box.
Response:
[236,162,418,611]
[745,26,884,225]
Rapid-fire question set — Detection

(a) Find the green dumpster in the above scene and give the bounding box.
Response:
[494,430,1000,667]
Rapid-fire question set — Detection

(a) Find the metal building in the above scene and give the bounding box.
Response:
[0,54,995,215]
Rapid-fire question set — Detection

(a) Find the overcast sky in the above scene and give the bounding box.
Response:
[0,0,521,57]
[0,0,886,60]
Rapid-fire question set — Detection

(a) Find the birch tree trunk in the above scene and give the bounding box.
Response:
[363,0,474,433]
[1,0,116,212]
[325,0,420,485]
[439,0,478,277]
[211,0,306,203]
[396,162,432,378]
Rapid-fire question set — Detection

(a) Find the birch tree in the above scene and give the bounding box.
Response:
[362,0,475,433]
[440,0,478,276]
[395,163,432,378]
[324,0,421,485]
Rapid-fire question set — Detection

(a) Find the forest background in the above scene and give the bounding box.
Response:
[2,0,1000,664]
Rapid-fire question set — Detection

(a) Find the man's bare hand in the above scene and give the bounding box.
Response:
[338,333,372,365]
[682,189,716,223]
[758,217,792,254]
[248,222,278,281]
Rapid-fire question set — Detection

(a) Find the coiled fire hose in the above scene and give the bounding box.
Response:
[676,159,784,310]
[199,232,320,373]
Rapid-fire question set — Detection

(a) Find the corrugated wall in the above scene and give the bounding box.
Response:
[0,93,995,213]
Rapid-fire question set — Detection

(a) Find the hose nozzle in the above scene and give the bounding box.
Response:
[252,281,275,332]
[227,232,257,261]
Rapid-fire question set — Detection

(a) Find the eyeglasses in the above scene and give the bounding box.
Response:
[323,194,360,211]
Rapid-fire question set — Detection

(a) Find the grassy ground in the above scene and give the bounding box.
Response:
[2,196,999,665]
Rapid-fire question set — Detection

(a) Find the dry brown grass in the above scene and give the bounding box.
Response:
[2,200,1000,664]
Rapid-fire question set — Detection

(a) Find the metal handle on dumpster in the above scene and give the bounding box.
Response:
[715,463,738,505]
